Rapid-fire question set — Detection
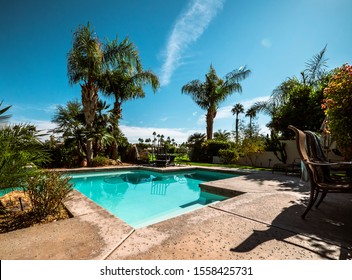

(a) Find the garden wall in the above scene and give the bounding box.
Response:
[233,140,344,168]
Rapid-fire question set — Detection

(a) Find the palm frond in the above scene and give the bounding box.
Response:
[304,44,328,85]
[0,101,12,122]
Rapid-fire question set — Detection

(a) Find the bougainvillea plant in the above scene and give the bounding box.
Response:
[322,63,352,159]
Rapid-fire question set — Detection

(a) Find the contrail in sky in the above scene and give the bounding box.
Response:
[160,0,225,86]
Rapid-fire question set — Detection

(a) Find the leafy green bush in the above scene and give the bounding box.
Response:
[219,149,239,164]
[91,155,110,167]
[25,171,72,220]
[206,140,232,157]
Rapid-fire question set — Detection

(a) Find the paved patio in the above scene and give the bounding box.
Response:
[0,166,351,260]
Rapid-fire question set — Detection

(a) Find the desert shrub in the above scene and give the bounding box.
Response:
[219,149,239,164]
[91,155,110,167]
[25,171,72,220]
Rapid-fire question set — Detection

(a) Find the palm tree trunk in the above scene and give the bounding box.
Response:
[235,114,239,145]
[108,99,122,160]
[111,141,119,160]
[81,83,99,166]
[206,109,216,140]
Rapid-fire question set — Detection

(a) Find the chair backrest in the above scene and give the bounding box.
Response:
[288,125,309,162]
[288,125,326,185]
[288,125,319,184]
[305,130,333,182]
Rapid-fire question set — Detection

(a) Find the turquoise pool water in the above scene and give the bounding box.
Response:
[70,169,238,228]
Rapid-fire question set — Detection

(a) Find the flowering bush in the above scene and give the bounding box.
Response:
[322,63,352,159]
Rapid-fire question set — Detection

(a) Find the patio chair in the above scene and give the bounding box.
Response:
[305,130,352,177]
[288,125,352,219]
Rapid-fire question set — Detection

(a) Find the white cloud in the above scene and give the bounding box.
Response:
[261,38,272,48]
[160,0,224,86]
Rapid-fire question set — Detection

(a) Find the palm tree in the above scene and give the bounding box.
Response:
[303,44,328,87]
[99,38,159,159]
[51,100,89,160]
[187,132,206,145]
[67,22,103,166]
[100,48,159,124]
[182,65,251,140]
[231,103,244,145]
[213,129,231,141]
[245,107,257,135]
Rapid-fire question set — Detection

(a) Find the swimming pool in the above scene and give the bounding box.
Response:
[69,169,238,228]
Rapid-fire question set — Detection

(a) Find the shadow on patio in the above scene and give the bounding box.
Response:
[230,193,352,259]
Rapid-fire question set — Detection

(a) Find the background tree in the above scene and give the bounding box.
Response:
[322,63,352,160]
[51,100,87,165]
[245,107,257,136]
[252,46,330,138]
[67,23,103,165]
[182,64,251,140]
[186,132,206,162]
[231,103,244,145]
[99,38,159,159]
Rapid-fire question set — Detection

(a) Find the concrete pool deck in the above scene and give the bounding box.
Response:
[0,166,351,260]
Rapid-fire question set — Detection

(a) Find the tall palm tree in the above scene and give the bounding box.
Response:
[100,40,159,124]
[182,65,251,140]
[231,103,244,145]
[245,107,257,135]
[67,22,103,166]
[99,38,159,159]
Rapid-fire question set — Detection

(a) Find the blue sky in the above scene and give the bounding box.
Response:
[1,0,351,144]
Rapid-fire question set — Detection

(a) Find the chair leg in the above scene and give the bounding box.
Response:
[301,188,319,219]
[315,190,327,208]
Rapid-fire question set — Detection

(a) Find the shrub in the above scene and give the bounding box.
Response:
[206,140,232,157]
[91,155,110,167]
[25,171,72,220]
[322,63,352,160]
[0,124,51,190]
[219,149,239,164]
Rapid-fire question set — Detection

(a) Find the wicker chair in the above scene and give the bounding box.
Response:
[288,125,352,218]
